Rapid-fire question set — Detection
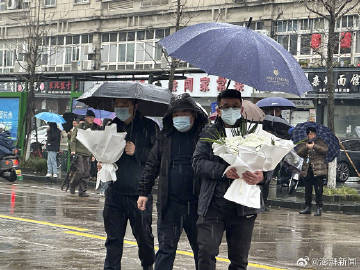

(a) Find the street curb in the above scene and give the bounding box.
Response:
[21,173,360,214]
[21,173,96,188]
[267,198,360,214]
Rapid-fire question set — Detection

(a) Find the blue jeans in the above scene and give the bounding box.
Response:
[47,151,57,175]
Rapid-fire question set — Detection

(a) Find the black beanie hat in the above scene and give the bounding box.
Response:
[86,110,96,117]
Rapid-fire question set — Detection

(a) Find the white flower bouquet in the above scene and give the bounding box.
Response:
[210,128,294,209]
[76,124,127,189]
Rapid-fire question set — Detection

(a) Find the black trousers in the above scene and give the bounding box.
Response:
[197,205,256,270]
[155,200,199,270]
[70,155,90,194]
[304,167,324,208]
[103,193,155,270]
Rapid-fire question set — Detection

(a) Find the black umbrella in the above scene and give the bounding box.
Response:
[77,82,172,117]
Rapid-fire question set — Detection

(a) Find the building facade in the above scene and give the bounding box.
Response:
[0,0,359,136]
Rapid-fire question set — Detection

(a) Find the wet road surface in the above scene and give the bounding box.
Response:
[0,179,359,269]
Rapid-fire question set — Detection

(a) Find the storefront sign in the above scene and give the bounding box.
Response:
[0,98,19,140]
[292,99,314,108]
[1,81,82,94]
[307,72,360,94]
[160,73,254,98]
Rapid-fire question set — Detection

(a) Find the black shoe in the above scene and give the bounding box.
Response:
[69,186,75,194]
[299,206,311,214]
[79,192,89,197]
[314,207,322,216]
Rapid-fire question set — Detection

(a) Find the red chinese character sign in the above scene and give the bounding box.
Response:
[216,77,227,92]
[311,34,321,49]
[200,77,210,92]
[234,82,245,92]
[184,78,194,92]
[340,32,352,48]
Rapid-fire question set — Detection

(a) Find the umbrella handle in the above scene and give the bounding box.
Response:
[246,17,253,28]
[226,79,231,90]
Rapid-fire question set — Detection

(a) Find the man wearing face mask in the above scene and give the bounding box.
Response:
[137,93,208,270]
[193,89,265,270]
[102,98,159,270]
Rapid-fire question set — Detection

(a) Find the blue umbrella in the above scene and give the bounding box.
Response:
[256,97,296,109]
[291,122,340,162]
[35,112,66,124]
[159,22,313,96]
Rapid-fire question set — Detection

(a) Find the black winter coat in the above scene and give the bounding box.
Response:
[138,93,208,217]
[46,128,61,152]
[192,118,263,217]
[105,114,159,202]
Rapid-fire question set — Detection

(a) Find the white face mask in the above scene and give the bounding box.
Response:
[221,108,242,126]
[114,107,131,121]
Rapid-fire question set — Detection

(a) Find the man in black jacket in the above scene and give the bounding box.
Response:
[137,94,208,270]
[192,90,264,270]
[103,98,158,270]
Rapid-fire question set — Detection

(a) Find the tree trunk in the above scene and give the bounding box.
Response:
[327,157,337,189]
[326,16,336,188]
[326,17,335,132]
[168,0,182,93]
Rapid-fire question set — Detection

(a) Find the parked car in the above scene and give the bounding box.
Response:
[337,138,360,182]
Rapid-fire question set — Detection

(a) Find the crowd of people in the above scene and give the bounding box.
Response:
[44,89,329,270]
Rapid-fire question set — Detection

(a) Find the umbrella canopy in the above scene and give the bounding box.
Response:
[72,100,115,119]
[77,82,172,117]
[291,122,340,162]
[208,100,264,122]
[256,97,296,109]
[159,22,312,96]
[35,112,66,124]
[262,115,292,140]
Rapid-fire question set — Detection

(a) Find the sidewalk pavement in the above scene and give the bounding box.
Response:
[267,178,360,214]
[21,172,360,214]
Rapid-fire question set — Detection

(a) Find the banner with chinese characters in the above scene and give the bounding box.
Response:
[308,72,360,94]
[0,98,20,140]
[159,73,254,97]
[2,81,82,94]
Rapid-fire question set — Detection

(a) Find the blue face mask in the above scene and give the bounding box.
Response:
[221,108,242,126]
[173,116,192,132]
[115,107,131,121]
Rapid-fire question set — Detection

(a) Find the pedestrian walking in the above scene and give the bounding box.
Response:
[61,120,79,191]
[137,93,208,270]
[46,122,61,178]
[192,89,264,270]
[70,110,100,197]
[103,98,158,270]
[297,126,328,216]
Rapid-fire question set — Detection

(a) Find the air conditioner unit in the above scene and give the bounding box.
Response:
[80,60,94,70]
[255,29,270,37]
[7,0,18,10]
[14,61,27,72]
[71,61,80,71]
[87,44,95,55]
